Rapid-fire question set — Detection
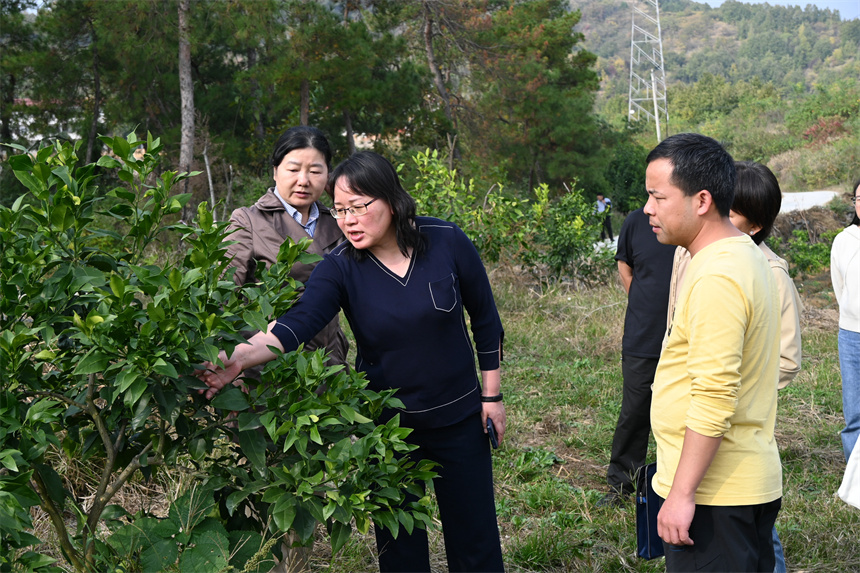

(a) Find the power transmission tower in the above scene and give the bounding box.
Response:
[628,0,668,142]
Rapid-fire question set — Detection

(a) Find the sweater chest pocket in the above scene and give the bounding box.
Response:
[429,274,458,312]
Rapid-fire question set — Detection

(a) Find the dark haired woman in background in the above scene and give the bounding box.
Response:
[224,126,348,366]
[200,151,506,572]
[727,161,803,573]
[728,161,802,390]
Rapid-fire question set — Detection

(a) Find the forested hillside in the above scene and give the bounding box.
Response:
[574,0,858,94]
[573,0,859,194]
[1,0,858,215]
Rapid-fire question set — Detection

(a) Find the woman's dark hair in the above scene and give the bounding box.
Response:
[329,151,425,261]
[732,161,782,245]
[271,126,332,178]
[851,177,860,226]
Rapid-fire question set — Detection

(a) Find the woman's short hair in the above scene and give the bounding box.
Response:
[732,161,782,245]
[271,126,333,171]
[329,151,425,260]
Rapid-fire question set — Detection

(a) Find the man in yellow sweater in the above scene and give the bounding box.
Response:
[644,133,782,572]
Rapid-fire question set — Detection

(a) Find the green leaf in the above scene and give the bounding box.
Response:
[197,202,214,231]
[210,386,249,411]
[34,464,67,511]
[178,519,230,573]
[12,170,47,196]
[237,412,262,431]
[398,508,414,535]
[74,350,110,375]
[228,530,274,572]
[140,538,179,572]
[225,489,253,516]
[292,505,317,543]
[124,377,147,408]
[188,438,208,461]
[270,496,297,533]
[111,136,131,159]
[330,520,352,554]
[152,358,178,379]
[169,484,218,534]
[101,504,130,523]
[109,273,125,298]
[237,429,267,473]
[168,268,182,291]
[0,449,20,472]
[116,369,139,393]
[242,309,268,333]
[49,204,68,230]
[96,155,122,169]
[375,511,398,537]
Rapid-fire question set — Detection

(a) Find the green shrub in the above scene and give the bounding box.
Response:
[0,135,433,572]
[407,149,529,263]
[526,182,613,286]
[406,150,616,287]
[784,228,839,276]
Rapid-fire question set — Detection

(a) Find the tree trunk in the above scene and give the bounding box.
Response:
[203,143,216,220]
[271,531,312,573]
[343,109,355,155]
[222,161,233,222]
[85,19,101,165]
[300,78,309,126]
[178,0,195,197]
[422,1,454,127]
[248,49,265,142]
[0,72,14,143]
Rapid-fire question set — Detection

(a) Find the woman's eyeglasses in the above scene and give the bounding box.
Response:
[330,198,379,219]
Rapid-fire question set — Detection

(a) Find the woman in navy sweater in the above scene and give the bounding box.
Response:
[200,151,506,572]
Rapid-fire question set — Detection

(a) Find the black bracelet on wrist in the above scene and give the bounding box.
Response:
[481,393,503,402]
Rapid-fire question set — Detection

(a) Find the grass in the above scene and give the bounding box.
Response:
[318,263,858,572]
[30,262,858,572]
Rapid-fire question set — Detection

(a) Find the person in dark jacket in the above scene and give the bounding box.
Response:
[199,151,507,573]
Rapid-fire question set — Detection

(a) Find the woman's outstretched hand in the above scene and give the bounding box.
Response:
[196,350,243,400]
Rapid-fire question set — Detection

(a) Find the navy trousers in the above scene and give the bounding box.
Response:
[374,413,504,572]
[607,355,657,493]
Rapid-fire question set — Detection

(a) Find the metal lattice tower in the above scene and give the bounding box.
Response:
[628,0,669,142]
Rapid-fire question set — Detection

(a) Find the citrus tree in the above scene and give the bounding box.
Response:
[0,135,434,572]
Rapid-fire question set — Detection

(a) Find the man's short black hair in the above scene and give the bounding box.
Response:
[646,133,736,217]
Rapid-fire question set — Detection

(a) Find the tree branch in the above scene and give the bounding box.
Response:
[22,390,85,410]
[31,470,84,571]
[82,372,114,560]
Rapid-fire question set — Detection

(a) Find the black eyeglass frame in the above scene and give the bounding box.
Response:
[329,198,379,219]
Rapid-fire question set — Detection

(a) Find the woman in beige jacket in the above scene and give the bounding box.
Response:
[224,126,348,366]
[666,162,802,388]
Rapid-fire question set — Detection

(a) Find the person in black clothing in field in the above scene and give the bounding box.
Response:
[599,207,675,506]
[198,151,506,573]
[597,193,614,241]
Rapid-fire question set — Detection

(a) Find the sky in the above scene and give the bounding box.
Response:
[703,0,860,21]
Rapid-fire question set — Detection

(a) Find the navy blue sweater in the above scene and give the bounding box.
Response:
[271,217,504,429]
